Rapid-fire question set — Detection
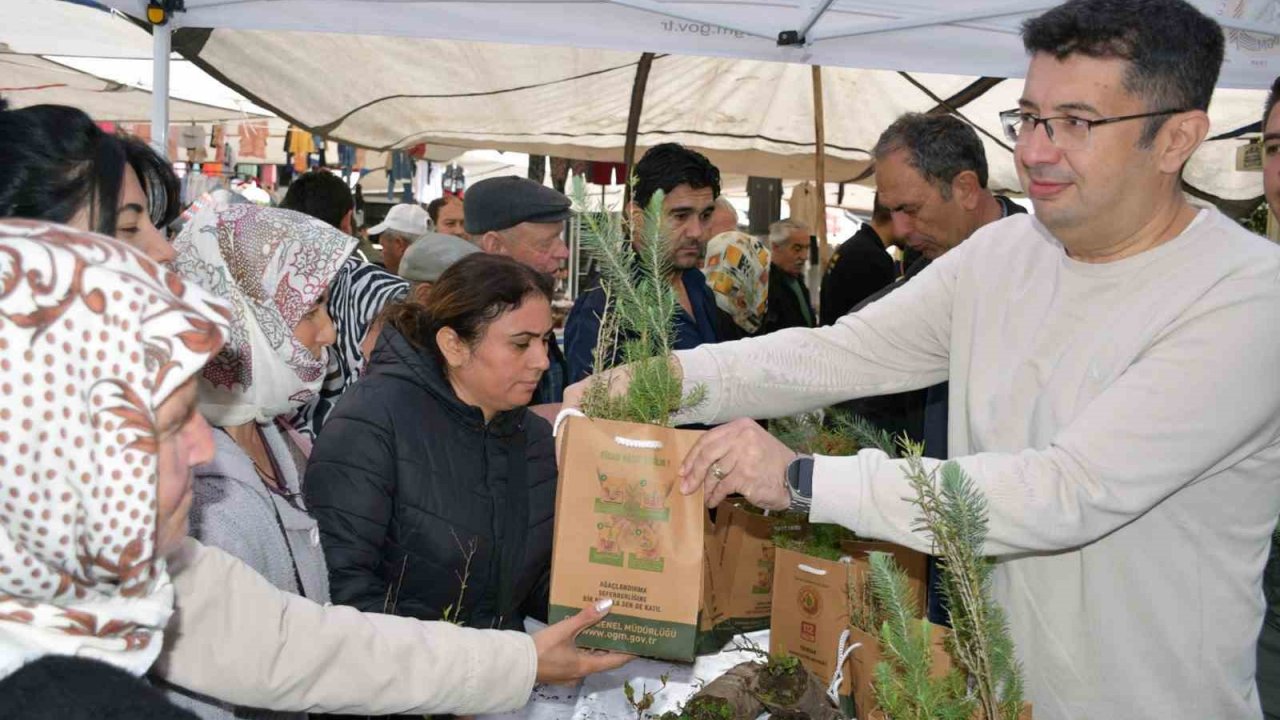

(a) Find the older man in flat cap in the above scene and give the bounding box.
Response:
[465,176,573,405]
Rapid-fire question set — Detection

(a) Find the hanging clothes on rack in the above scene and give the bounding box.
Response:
[238,120,269,159]
[288,127,316,173]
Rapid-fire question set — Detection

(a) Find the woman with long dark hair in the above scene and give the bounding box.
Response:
[0,100,179,262]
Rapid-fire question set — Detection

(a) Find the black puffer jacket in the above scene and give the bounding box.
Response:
[304,324,557,630]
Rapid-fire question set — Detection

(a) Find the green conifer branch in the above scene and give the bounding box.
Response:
[570,175,703,426]
[867,551,973,720]
[899,445,1025,720]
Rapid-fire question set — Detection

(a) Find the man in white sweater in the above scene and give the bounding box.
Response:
[566,1,1280,718]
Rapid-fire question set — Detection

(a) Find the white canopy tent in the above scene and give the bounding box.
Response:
[97,0,1280,89]
[89,0,1278,214]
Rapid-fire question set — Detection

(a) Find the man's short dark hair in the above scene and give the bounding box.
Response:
[280,170,353,230]
[873,114,988,199]
[1022,0,1224,146]
[633,143,720,209]
[1265,77,1280,130]
[426,195,456,225]
[871,192,891,224]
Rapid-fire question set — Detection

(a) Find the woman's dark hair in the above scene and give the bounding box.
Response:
[379,253,554,371]
[0,100,181,235]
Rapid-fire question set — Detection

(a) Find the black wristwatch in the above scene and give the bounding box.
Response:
[785,454,814,514]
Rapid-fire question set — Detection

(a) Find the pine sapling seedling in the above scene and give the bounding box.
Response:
[571,175,704,426]
[624,673,670,719]
[900,441,1025,720]
[440,530,479,626]
[867,551,972,720]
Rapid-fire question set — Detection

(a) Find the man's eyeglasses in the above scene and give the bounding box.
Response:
[998,108,1187,150]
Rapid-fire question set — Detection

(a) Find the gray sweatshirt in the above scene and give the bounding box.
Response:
[676,209,1280,720]
[167,424,330,719]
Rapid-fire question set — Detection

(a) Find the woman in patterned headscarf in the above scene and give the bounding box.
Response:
[0,218,230,716]
[703,231,771,341]
[166,203,356,718]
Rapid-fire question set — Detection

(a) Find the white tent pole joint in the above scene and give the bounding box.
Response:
[779,0,835,47]
[151,21,170,155]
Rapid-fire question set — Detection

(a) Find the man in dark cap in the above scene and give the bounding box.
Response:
[467,176,572,275]
[465,176,573,404]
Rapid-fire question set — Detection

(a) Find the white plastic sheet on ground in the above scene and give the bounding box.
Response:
[481,624,773,720]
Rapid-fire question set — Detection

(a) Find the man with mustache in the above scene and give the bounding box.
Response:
[876,113,1025,285]
[564,143,721,381]
[567,1,1280,716]
[852,113,1027,460]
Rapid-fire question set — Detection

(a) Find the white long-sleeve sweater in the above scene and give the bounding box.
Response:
[675,209,1280,720]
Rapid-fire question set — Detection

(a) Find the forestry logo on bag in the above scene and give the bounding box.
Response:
[798,585,822,617]
[591,467,673,572]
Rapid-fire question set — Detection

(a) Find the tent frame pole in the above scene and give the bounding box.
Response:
[152,22,171,156]
[810,64,826,309]
[622,52,655,211]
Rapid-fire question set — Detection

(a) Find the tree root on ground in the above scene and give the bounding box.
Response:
[656,658,842,720]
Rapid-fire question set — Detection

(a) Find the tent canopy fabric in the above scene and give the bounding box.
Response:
[98,0,1280,89]
[0,52,266,123]
[0,0,270,121]
[162,26,1267,199]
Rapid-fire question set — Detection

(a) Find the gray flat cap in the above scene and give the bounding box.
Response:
[399,232,481,284]
[464,176,572,235]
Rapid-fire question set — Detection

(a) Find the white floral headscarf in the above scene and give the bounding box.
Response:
[0,219,230,677]
[704,231,771,334]
[173,205,356,427]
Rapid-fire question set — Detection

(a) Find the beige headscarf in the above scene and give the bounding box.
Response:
[0,220,229,677]
[173,204,356,426]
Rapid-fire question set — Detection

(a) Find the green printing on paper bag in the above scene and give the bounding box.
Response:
[594,499,670,521]
[549,604,698,661]
[629,554,664,572]
[589,548,625,567]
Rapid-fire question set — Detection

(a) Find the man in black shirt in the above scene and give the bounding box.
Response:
[819,194,897,326]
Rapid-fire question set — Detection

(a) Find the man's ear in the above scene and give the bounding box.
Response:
[341,209,354,235]
[411,282,433,304]
[1157,110,1211,175]
[478,231,504,254]
[436,326,469,368]
[628,202,646,234]
[951,171,982,212]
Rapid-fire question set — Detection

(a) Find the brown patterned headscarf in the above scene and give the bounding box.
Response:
[0,220,230,677]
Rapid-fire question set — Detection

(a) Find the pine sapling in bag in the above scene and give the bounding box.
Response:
[548,179,709,660]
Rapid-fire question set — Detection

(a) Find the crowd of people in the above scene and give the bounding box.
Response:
[0,0,1278,718]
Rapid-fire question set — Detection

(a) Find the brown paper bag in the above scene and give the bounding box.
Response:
[548,415,705,661]
[708,501,789,636]
[769,547,856,697]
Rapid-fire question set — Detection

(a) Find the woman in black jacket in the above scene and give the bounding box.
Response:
[305,253,558,630]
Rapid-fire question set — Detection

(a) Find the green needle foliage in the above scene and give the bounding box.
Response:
[868,551,972,720]
[900,440,1025,720]
[770,408,899,458]
[571,175,704,426]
